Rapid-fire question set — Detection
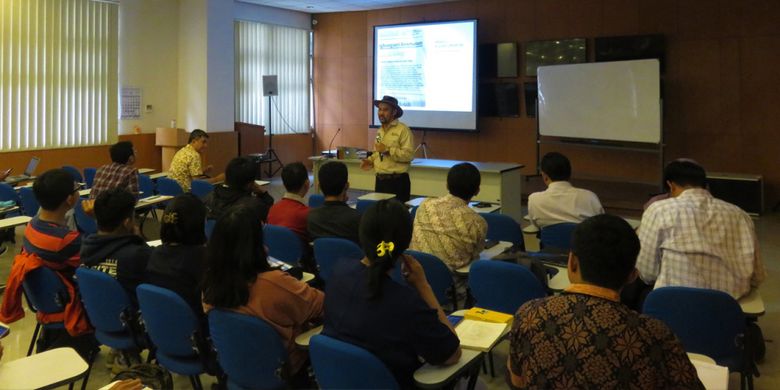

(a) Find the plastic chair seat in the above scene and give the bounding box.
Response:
[155,353,203,376]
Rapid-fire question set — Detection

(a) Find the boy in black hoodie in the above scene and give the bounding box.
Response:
[81,188,151,303]
[204,156,274,222]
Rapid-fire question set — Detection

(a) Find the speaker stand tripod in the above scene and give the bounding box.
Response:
[262,95,283,178]
[415,129,432,159]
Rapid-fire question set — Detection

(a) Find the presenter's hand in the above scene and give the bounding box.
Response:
[360,158,374,171]
[374,142,387,153]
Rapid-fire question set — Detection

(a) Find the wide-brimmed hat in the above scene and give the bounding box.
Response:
[373,95,403,118]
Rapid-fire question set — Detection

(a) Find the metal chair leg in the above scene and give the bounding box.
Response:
[189,374,203,390]
[27,323,41,356]
[79,348,97,390]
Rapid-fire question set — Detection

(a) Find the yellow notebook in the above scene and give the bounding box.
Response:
[463,307,513,324]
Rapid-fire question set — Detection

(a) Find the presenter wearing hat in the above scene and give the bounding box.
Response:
[361,96,415,202]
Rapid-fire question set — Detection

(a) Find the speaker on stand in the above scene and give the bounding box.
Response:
[261,75,283,177]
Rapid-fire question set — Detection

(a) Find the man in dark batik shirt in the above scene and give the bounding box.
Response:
[507,214,704,390]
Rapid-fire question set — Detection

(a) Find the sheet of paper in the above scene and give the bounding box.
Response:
[455,319,507,352]
[691,360,728,390]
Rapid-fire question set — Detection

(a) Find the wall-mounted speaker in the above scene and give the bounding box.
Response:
[262,75,278,96]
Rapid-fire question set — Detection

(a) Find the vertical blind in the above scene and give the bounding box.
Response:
[235,21,310,135]
[0,0,118,152]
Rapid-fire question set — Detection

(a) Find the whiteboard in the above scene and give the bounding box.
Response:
[537,59,661,144]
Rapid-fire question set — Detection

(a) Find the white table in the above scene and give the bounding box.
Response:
[147,172,169,180]
[0,205,20,215]
[0,347,89,389]
[688,353,728,390]
[294,325,324,348]
[135,195,173,209]
[313,158,524,222]
[358,192,395,201]
[78,188,91,197]
[138,168,155,174]
[405,197,501,214]
[146,239,162,247]
[414,349,482,389]
[454,241,514,274]
[254,180,270,186]
[0,215,32,229]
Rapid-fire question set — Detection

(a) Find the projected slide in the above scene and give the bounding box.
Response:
[373,20,477,131]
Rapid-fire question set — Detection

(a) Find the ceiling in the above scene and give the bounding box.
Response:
[237,0,461,13]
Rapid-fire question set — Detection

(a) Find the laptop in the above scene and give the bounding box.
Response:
[4,157,41,185]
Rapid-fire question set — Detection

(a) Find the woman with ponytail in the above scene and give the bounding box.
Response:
[202,205,324,385]
[322,199,461,388]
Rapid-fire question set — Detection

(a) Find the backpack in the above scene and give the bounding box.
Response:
[112,364,173,390]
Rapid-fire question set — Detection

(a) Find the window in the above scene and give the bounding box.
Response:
[235,21,310,135]
[0,0,118,152]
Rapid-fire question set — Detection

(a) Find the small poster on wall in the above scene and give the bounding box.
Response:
[121,87,142,119]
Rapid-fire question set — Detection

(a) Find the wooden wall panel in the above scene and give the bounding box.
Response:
[203,132,238,175]
[313,0,780,208]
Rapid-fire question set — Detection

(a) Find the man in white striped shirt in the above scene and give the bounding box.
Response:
[636,160,765,299]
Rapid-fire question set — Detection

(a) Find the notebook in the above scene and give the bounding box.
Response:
[455,319,508,352]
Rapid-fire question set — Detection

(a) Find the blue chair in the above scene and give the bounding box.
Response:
[157,177,183,197]
[540,222,577,251]
[137,284,212,390]
[74,200,98,235]
[392,250,455,308]
[208,309,287,389]
[18,187,40,217]
[356,199,376,214]
[205,219,216,239]
[313,238,364,282]
[191,179,213,200]
[310,334,399,390]
[138,174,156,197]
[83,168,97,188]
[62,165,84,183]
[481,213,525,250]
[21,267,68,356]
[308,194,325,208]
[0,183,21,216]
[469,260,546,315]
[643,287,754,389]
[409,205,418,222]
[263,224,303,266]
[75,268,145,354]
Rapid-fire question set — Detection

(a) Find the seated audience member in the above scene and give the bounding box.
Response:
[637,160,765,299]
[204,156,274,222]
[168,129,225,192]
[203,205,323,385]
[81,188,151,302]
[90,141,139,200]
[145,193,208,317]
[643,158,702,210]
[507,214,703,389]
[307,161,362,243]
[268,162,311,242]
[527,152,603,228]
[323,199,461,388]
[0,169,97,358]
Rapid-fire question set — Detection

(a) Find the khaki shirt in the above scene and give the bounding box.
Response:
[168,144,202,192]
[369,120,414,174]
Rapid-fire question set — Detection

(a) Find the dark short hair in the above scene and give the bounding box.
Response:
[160,193,207,246]
[109,141,134,164]
[572,214,640,290]
[203,205,270,308]
[33,169,77,211]
[189,129,209,144]
[225,157,256,189]
[94,188,136,232]
[359,199,413,299]
[540,152,571,181]
[281,162,308,193]
[664,160,706,188]
[447,162,481,200]
[318,161,348,196]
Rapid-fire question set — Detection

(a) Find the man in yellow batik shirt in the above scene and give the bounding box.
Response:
[168,129,224,192]
[361,95,414,202]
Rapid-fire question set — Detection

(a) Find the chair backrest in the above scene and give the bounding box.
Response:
[83,168,97,188]
[403,250,454,306]
[409,205,418,222]
[481,213,525,249]
[208,309,287,389]
[310,334,399,390]
[313,238,364,282]
[157,177,183,197]
[18,187,40,217]
[205,219,216,240]
[62,165,84,183]
[469,260,546,314]
[540,222,577,251]
[22,267,69,315]
[74,200,98,235]
[75,267,135,334]
[190,179,213,200]
[355,199,375,214]
[263,224,303,266]
[136,284,199,359]
[308,194,325,208]
[643,286,746,364]
[138,174,155,197]
[0,182,21,204]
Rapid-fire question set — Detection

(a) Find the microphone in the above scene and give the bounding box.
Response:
[324,128,341,158]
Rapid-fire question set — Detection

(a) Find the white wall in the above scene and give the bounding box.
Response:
[234,1,311,30]
[206,0,236,132]
[119,0,180,135]
[178,0,209,131]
